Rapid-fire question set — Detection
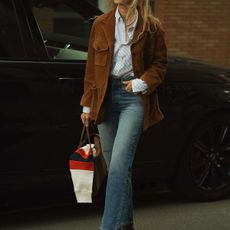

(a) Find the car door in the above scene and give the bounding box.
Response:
[0,0,77,196]
[133,60,188,175]
[29,0,102,192]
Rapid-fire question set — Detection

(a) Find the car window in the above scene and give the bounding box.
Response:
[32,3,91,61]
[88,0,98,7]
[0,0,27,59]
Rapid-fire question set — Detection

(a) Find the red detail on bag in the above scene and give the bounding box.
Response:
[69,160,94,171]
[75,148,92,159]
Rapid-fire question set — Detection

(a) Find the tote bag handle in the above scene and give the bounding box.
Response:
[78,125,93,153]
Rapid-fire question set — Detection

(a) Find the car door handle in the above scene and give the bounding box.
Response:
[58,77,83,82]
[58,77,76,80]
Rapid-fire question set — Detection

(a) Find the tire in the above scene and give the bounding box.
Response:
[174,113,230,201]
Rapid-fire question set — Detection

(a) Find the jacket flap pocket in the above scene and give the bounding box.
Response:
[93,42,109,52]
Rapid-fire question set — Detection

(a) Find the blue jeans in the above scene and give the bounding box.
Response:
[98,77,144,230]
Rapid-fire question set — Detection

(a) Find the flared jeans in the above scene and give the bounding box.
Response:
[97,77,144,230]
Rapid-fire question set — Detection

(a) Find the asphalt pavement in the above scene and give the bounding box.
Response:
[1,192,230,230]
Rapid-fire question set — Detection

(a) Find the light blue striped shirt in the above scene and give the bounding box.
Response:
[110,7,138,78]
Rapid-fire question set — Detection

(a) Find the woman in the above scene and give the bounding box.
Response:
[80,0,168,229]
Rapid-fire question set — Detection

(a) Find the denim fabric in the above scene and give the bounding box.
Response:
[98,77,144,230]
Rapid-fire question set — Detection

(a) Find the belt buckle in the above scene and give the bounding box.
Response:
[122,75,135,81]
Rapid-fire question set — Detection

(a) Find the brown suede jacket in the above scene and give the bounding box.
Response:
[80,7,168,131]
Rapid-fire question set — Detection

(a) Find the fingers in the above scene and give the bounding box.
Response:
[80,113,90,127]
[123,80,129,85]
[123,80,132,92]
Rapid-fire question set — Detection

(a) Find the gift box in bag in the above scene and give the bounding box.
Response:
[69,125,106,203]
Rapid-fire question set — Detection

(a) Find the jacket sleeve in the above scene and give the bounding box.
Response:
[80,20,97,108]
[140,23,168,94]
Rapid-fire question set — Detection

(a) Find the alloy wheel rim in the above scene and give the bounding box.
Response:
[189,123,230,192]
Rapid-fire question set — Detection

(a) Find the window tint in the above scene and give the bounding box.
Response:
[88,0,98,7]
[0,0,26,59]
[33,3,91,60]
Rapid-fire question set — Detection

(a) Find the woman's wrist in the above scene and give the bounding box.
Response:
[82,106,90,113]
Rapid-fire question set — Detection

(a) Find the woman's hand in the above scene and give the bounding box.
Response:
[123,80,132,93]
[80,112,91,127]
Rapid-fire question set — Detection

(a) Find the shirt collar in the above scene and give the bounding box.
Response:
[115,6,122,23]
[115,6,138,29]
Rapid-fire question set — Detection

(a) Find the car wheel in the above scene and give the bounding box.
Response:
[174,113,230,201]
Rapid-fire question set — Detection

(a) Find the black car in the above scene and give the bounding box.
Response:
[1,0,230,210]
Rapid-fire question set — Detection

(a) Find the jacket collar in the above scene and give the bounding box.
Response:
[132,7,147,44]
[98,8,116,50]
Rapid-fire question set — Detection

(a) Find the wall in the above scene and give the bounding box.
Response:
[155,0,230,67]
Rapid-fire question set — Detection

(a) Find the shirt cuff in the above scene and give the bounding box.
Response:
[131,79,148,94]
[83,106,90,113]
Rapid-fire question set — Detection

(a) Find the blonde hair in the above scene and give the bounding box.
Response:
[109,0,161,34]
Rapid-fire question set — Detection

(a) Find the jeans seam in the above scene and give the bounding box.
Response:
[114,133,139,228]
[119,174,133,225]
[114,176,129,229]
